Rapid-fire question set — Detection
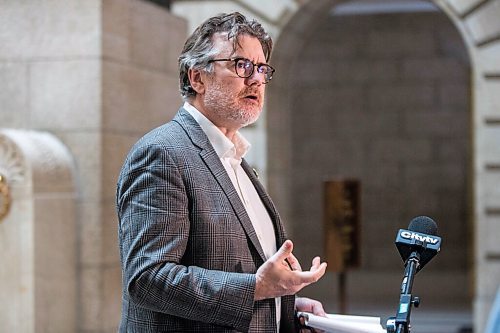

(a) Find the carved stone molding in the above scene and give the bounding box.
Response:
[0,132,26,222]
[0,132,26,185]
[0,174,10,222]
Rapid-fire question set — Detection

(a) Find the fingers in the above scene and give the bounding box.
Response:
[255,241,327,300]
[295,297,326,317]
[310,256,322,272]
[310,300,326,317]
[280,244,326,284]
[274,240,293,263]
[294,262,327,284]
[312,256,321,267]
[285,252,303,271]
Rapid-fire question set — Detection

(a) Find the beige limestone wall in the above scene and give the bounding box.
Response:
[0,1,186,332]
[1,0,499,331]
[265,0,500,331]
[435,0,500,331]
[282,9,470,307]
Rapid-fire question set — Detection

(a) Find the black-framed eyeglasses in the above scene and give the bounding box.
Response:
[208,57,275,84]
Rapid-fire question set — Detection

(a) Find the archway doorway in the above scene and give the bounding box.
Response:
[268,0,474,331]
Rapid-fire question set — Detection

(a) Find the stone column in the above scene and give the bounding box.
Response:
[0,129,77,333]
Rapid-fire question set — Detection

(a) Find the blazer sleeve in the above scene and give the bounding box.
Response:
[116,142,256,332]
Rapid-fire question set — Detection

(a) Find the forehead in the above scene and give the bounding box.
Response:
[212,33,265,60]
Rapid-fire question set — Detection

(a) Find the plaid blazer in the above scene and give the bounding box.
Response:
[116,108,297,332]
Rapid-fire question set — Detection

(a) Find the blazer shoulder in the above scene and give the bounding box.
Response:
[140,121,189,147]
[135,108,208,150]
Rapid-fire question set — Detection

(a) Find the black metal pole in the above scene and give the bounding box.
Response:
[394,252,420,333]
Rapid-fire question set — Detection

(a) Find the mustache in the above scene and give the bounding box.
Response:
[239,88,262,99]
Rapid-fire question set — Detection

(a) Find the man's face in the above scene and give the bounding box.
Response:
[199,33,268,131]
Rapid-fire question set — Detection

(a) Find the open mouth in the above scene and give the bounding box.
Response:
[244,95,259,102]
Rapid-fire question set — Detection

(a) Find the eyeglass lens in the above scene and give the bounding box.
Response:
[235,59,273,82]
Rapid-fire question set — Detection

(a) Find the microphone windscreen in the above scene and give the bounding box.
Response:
[408,216,438,236]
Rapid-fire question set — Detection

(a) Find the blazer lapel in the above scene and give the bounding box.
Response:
[241,160,288,245]
[173,108,267,263]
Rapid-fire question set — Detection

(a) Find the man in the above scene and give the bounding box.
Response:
[116,12,327,332]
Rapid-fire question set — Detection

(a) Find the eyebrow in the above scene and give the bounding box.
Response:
[233,56,268,64]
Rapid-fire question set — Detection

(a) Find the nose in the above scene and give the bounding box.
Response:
[245,67,265,86]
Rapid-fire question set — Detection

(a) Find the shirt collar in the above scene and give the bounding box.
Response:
[183,101,250,161]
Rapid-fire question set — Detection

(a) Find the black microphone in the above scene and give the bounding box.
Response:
[386,216,442,333]
[395,216,441,272]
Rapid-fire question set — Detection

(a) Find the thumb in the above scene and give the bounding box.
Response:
[273,240,293,262]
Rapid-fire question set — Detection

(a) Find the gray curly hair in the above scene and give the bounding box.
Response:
[178,12,273,99]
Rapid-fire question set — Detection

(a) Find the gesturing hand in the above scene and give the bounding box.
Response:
[254,240,327,301]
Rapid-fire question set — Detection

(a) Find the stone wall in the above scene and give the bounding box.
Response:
[0,1,186,331]
[266,0,500,331]
[2,0,500,331]
[285,11,471,305]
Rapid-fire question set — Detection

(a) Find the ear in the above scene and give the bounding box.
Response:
[188,68,206,95]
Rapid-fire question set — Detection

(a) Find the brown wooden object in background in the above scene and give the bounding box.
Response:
[324,179,361,313]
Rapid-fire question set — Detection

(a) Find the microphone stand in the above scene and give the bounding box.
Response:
[387,252,421,333]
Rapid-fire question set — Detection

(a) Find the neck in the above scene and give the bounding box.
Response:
[217,127,238,142]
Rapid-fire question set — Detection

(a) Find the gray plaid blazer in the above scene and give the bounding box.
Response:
[116,108,297,332]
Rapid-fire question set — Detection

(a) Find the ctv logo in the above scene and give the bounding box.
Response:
[400,231,439,244]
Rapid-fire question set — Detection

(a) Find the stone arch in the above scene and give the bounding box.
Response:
[267,0,500,331]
